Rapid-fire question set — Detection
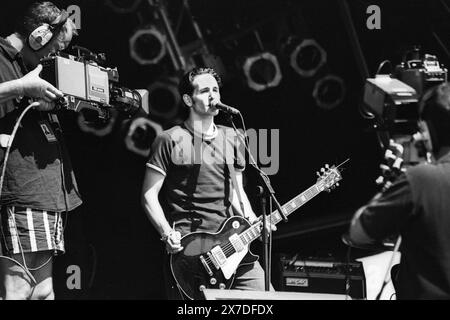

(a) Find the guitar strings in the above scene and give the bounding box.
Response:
[203,209,292,267]
[202,222,265,269]
[202,215,281,266]
[200,175,336,270]
[201,214,287,269]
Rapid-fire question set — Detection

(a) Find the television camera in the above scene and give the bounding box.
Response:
[40,46,145,122]
[40,47,162,156]
[361,47,447,185]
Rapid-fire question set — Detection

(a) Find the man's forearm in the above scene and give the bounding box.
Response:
[232,189,258,222]
[0,79,22,104]
[348,206,375,245]
[142,193,173,237]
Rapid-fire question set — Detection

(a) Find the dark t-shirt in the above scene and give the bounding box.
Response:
[359,153,450,299]
[0,37,82,212]
[146,122,245,236]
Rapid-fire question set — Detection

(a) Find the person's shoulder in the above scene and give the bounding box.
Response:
[163,124,183,135]
[406,162,443,183]
[217,124,239,137]
[158,124,191,141]
[216,124,232,131]
[0,37,17,60]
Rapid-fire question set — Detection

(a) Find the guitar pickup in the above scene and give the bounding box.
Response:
[199,255,213,276]
[209,246,227,268]
[229,233,245,252]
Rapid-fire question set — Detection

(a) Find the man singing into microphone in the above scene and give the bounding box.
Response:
[141,67,273,299]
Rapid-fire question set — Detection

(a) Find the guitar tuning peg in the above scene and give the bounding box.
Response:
[325,164,330,169]
[316,171,321,177]
[320,168,326,173]
[336,182,339,187]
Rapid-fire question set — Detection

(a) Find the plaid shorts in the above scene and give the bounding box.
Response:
[0,206,65,256]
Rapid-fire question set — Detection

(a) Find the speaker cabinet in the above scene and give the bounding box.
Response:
[279,256,366,300]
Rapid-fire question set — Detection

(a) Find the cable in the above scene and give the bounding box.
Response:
[52,116,70,234]
[26,255,53,271]
[87,244,97,290]
[228,112,274,289]
[344,245,352,300]
[232,112,266,178]
[0,102,38,200]
[375,60,392,76]
[0,102,39,285]
[375,235,402,300]
[357,59,394,121]
[0,102,69,285]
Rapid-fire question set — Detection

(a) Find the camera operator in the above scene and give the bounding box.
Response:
[347,82,450,299]
[0,2,81,300]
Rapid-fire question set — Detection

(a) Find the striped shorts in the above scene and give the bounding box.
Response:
[0,206,65,256]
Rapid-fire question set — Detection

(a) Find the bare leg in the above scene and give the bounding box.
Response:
[0,251,54,300]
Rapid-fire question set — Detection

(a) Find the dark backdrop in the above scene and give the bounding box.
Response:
[1,0,449,299]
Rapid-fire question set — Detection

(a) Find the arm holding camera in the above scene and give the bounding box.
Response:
[376,139,406,190]
[0,64,63,110]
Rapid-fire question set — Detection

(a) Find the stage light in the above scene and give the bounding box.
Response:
[242,52,282,91]
[77,109,118,137]
[105,0,142,14]
[313,74,346,110]
[290,39,327,78]
[122,89,163,157]
[147,77,180,120]
[129,27,166,65]
[124,117,162,157]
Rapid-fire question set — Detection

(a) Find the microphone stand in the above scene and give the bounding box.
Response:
[226,113,288,291]
[256,185,270,290]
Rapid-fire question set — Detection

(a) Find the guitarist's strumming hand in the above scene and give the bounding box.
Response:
[161,229,183,254]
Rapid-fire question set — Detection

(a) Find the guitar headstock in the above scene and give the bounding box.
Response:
[316,164,342,192]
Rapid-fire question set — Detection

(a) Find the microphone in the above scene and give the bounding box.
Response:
[213,101,240,115]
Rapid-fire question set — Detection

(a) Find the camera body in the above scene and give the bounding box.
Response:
[41,50,141,120]
[396,52,447,96]
[363,48,448,168]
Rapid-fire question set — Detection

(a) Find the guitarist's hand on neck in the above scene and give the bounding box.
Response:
[252,215,277,241]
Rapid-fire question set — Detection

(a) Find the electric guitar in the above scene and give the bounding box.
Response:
[170,163,344,300]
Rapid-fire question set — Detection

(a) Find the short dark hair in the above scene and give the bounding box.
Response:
[178,67,222,98]
[420,82,450,149]
[15,1,62,38]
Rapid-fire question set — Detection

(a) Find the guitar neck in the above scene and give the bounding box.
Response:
[239,183,324,245]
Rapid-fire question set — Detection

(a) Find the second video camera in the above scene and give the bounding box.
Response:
[362,47,448,166]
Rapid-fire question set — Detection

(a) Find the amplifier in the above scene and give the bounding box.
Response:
[279,255,366,300]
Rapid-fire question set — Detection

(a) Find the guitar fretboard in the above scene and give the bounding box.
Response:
[238,183,324,245]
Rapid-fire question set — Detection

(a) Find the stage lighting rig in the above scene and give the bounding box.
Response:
[242,52,282,92]
[129,26,167,65]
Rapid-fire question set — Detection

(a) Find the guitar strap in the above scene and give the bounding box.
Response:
[226,161,247,219]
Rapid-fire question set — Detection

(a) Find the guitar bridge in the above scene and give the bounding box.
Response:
[199,255,213,276]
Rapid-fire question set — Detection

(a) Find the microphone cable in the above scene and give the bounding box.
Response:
[227,110,274,289]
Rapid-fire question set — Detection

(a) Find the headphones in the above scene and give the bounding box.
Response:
[27,10,69,51]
